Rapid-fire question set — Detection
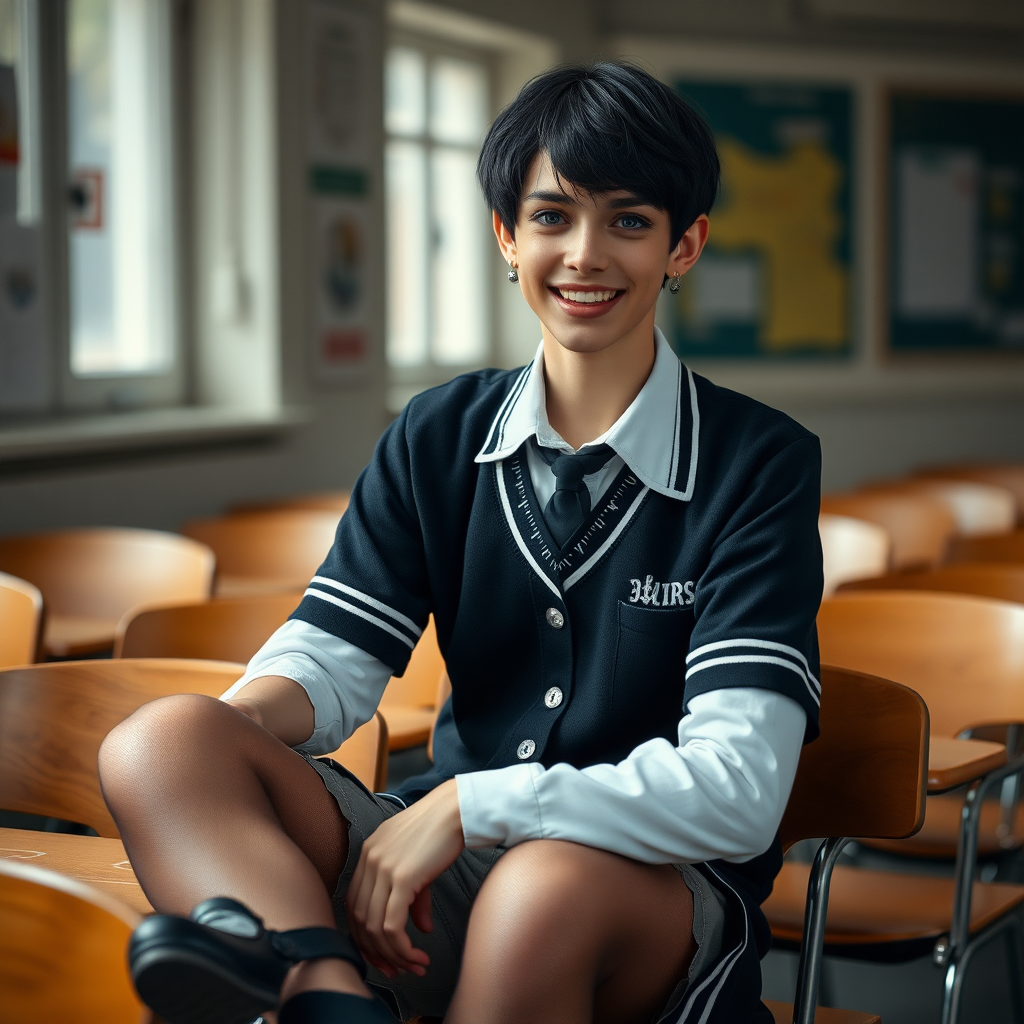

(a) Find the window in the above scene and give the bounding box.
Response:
[0,0,38,224]
[384,39,492,393]
[66,0,177,383]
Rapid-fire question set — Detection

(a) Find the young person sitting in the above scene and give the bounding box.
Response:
[100,61,823,1024]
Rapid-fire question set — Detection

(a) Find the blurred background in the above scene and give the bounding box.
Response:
[0,0,1022,532]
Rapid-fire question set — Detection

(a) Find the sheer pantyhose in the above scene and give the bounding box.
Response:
[99,694,696,1022]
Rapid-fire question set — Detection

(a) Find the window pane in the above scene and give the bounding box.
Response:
[430,57,486,145]
[0,0,38,224]
[431,147,486,365]
[68,0,173,376]
[386,139,429,367]
[385,46,424,137]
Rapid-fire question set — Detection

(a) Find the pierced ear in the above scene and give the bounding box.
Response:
[667,214,710,280]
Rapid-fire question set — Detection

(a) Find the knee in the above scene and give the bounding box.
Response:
[473,840,600,943]
[98,693,228,794]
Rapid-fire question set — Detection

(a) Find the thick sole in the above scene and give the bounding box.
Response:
[132,945,278,1024]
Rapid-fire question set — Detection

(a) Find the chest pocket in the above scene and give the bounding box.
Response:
[610,601,694,744]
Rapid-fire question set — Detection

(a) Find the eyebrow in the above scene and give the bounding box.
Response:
[523,189,652,209]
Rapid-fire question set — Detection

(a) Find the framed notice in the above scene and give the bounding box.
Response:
[305,0,375,380]
[663,80,854,360]
[885,90,1024,355]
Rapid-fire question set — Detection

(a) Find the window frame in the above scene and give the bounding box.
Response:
[384,29,498,406]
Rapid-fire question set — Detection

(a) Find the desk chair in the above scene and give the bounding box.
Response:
[762,665,931,1024]
[0,859,145,1024]
[380,616,446,751]
[819,514,890,596]
[181,510,341,597]
[0,571,44,668]
[859,480,1016,538]
[0,659,387,915]
[0,528,215,658]
[838,562,1024,608]
[228,490,352,515]
[949,529,1024,566]
[803,592,1024,1024]
[913,465,1024,526]
[114,592,303,661]
[820,492,956,571]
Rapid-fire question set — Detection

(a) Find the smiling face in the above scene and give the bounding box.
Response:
[494,151,708,361]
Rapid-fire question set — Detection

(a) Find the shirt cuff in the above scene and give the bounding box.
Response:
[456,763,545,848]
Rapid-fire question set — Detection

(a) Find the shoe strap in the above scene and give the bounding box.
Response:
[270,927,366,978]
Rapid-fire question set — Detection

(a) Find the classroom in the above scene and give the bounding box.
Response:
[1,1,1024,1022]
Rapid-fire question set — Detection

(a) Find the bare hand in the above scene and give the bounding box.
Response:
[347,779,465,978]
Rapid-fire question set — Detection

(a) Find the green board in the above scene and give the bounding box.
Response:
[887,92,1024,353]
[663,81,853,360]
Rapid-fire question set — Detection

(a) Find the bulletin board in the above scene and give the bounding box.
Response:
[666,80,854,360]
[886,90,1024,354]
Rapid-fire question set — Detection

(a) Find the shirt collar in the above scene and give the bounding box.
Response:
[475,326,699,501]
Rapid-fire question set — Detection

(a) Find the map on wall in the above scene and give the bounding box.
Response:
[659,81,853,359]
[887,92,1024,354]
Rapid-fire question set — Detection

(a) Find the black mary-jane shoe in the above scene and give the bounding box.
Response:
[129,897,366,1024]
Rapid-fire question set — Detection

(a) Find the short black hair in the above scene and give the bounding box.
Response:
[477,61,720,248]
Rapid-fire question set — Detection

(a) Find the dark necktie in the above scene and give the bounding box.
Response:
[535,440,616,547]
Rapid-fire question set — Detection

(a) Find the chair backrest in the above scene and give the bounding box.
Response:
[228,490,351,515]
[0,528,215,621]
[819,513,890,595]
[820,491,956,571]
[115,592,303,661]
[379,616,445,713]
[180,510,341,595]
[0,659,244,838]
[818,591,1024,737]
[948,530,1024,566]
[913,464,1024,525]
[779,666,928,850]
[861,480,1016,538]
[0,571,44,668]
[0,859,143,1023]
[0,658,388,836]
[839,562,1024,605]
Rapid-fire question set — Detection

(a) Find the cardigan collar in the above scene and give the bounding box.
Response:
[475,326,699,501]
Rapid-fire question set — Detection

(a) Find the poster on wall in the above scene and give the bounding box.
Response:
[886,90,1024,355]
[305,0,374,381]
[660,80,854,360]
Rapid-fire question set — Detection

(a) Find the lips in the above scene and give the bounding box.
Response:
[549,286,625,318]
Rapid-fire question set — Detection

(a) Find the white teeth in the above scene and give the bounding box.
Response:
[558,289,617,303]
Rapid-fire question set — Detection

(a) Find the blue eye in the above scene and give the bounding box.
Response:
[532,210,566,226]
[617,214,649,230]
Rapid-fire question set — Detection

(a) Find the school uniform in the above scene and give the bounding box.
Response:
[227,327,823,1023]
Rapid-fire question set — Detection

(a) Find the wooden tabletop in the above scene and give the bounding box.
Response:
[928,736,1007,794]
[0,828,151,915]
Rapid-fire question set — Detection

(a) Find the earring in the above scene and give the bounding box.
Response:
[669,272,681,294]
[507,262,519,284]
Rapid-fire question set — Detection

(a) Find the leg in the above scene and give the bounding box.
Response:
[98,693,364,1000]
[446,839,697,1024]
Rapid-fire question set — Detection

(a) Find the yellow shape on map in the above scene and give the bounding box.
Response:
[711,136,847,352]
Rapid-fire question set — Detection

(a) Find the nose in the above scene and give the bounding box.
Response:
[563,220,609,275]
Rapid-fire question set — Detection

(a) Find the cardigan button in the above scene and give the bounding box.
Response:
[544,687,563,708]
[545,607,565,629]
[517,739,536,760]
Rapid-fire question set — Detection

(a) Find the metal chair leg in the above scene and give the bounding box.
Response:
[1007,916,1024,1024]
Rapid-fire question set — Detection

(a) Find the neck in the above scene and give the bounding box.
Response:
[541,314,658,450]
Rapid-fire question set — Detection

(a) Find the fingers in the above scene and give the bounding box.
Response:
[410,886,433,934]
[348,842,431,977]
